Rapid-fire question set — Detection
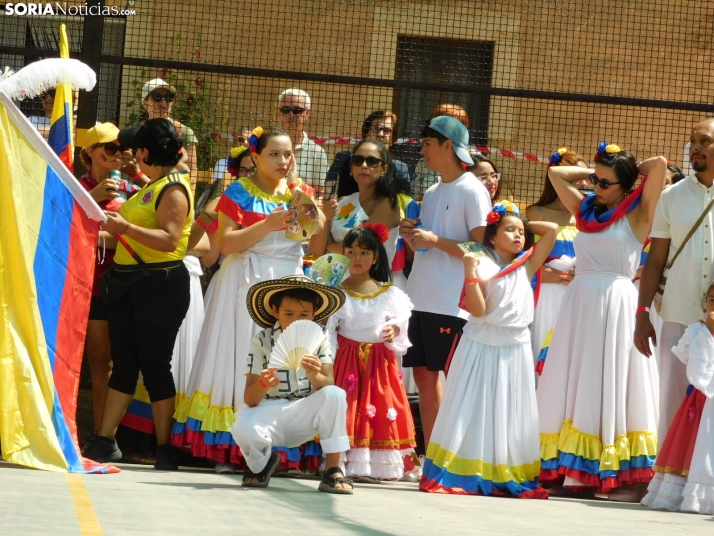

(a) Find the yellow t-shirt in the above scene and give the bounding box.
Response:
[114,171,194,266]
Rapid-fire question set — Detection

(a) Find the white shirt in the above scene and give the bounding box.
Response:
[650,174,714,325]
[295,134,328,191]
[29,115,51,128]
[213,158,228,181]
[406,172,492,318]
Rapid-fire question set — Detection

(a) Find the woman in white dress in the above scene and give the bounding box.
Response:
[172,126,321,473]
[537,143,667,502]
[311,140,419,396]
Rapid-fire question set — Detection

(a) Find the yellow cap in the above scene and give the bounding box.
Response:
[85,122,120,147]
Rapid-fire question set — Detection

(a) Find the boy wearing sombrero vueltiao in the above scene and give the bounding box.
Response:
[231,275,354,494]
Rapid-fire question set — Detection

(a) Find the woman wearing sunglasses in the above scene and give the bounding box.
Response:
[536,143,667,502]
[326,111,410,198]
[312,140,410,286]
[77,122,141,434]
[137,78,198,189]
[526,148,589,369]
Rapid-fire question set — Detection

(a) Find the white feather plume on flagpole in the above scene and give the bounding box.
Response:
[0,58,96,100]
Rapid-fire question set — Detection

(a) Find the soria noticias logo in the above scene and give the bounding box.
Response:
[4,3,137,16]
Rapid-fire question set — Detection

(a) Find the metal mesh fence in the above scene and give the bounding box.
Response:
[1,0,713,205]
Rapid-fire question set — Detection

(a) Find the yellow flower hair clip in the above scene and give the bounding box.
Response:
[230,145,248,158]
[605,144,621,154]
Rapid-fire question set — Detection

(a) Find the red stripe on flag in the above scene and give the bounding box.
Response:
[53,203,99,443]
[500,149,516,159]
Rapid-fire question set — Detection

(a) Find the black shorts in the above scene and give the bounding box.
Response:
[403,311,467,372]
[88,295,109,321]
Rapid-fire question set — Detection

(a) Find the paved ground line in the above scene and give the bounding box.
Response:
[65,474,103,536]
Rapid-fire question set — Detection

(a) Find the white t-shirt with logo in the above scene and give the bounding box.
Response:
[406,172,492,318]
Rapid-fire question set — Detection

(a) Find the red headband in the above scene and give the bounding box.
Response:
[361,223,390,244]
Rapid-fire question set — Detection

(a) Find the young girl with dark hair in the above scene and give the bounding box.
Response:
[420,204,558,497]
[327,224,418,481]
[173,126,324,474]
[537,143,667,502]
[526,148,588,370]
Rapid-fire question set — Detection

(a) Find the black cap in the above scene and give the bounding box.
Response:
[117,127,141,150]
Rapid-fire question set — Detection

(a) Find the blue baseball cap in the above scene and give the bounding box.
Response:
[425,116,473,165]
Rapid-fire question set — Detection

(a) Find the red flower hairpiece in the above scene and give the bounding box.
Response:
[361,223,390,244]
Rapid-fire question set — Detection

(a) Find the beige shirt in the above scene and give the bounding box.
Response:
[294,134,328,190]
[650,174,714,325]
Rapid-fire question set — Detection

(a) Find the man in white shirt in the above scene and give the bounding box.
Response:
[277,88,328,200]
[399,116,491,446]
[636,117,714,444]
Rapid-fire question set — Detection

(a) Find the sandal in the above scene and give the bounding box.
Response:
[242,452,280,488]
[318,466,354,495]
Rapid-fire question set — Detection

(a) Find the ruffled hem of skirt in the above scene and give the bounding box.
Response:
[681,481,714,515]
[641,472,686,511]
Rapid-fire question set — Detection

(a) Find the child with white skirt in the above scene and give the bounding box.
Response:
[420,204,557,497]
[642,281,714,514]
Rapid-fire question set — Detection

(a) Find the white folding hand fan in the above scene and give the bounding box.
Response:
[268,319,327,372]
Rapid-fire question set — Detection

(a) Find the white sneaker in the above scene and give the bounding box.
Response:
[399,466,422,482]
[215,462,236,474]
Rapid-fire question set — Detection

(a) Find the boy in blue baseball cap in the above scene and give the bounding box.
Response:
[398,115,492,447]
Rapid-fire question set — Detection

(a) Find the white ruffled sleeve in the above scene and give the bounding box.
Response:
[326,311,341,358]
[686,325,714,398]
[382,287,414,357]
[672,322,703,366]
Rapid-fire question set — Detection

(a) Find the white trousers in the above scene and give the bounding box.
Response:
[657,321,688,448]
[231,386,350,473]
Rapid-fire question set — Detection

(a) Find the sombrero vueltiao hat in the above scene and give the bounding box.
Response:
[246,275,346,329]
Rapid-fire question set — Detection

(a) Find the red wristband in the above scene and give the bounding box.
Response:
[465,277,479,284]
[132,171,145,182]
[196,216,213,231]
[259,377,269,388]
[636,306,651,314]
[288,181,300,190]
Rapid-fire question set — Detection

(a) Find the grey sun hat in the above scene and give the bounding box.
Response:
[426,115,474,165]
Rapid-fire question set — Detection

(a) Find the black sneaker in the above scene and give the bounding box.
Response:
[154,444,179,471]
[81,435,122,463]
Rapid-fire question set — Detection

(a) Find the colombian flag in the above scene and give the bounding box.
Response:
[0,72,112,470]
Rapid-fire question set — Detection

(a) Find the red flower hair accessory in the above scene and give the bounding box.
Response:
[486,204,506,225]
[361,223,390,244]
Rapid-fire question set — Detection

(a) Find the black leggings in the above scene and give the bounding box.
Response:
[107,263,190,402]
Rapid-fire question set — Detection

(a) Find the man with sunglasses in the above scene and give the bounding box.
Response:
[139,78,198,190]
[277,88,328,200]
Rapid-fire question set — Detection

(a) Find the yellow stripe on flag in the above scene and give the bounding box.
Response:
[0,96,68,471]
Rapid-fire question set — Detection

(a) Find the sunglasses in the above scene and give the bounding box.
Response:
[370,125,393,135]
[590,174,621,190]
[351,155,384,168]
[98,142,125,156]
[279,106,307,115]
[149,92,175,103]
[40,89,56,99]
[476,172,501,183]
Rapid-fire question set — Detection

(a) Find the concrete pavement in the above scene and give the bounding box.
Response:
[1,461,712,535]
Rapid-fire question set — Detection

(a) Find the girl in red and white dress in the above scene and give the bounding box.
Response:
[642,281,714,514]
[328,224,417,481]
